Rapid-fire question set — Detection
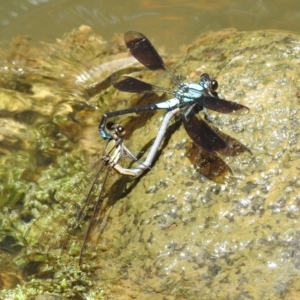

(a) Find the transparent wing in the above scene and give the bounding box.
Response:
[24,156,109,254]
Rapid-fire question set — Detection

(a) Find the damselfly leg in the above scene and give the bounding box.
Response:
[97,32,249,181]
[24,110,179,265]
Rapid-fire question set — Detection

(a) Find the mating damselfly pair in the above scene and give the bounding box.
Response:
[24,31,249,265]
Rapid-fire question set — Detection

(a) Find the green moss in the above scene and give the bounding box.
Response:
[2,27,300,299]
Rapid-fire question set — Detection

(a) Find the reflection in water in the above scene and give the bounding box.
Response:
[0,0,300,298]
[0,27,136,296]
[74,4,159,27]
[0,0,300,51]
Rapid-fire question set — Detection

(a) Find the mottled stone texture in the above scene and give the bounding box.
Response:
[92,29,300,299]
[1,28,300,299]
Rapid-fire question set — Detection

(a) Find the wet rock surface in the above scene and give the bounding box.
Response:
[1,28,300,299]
[90,29,300,299]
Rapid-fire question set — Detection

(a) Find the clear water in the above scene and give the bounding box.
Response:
[0,0,299,51]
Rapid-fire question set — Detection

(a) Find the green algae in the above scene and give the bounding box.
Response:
[0,26,140,298]
[1,27,300,299]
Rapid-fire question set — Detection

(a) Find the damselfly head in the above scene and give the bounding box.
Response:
[106,121,126,138]
[200,73,219,91]
[210,79,218,91]
[106,121,116,130]
[200,73,210,82]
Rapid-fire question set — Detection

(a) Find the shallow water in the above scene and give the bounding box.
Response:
[1,0,300,51]
[1,1,300,299]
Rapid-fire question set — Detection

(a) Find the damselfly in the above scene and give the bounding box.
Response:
[99,31,249,180]
[24,116,175,265]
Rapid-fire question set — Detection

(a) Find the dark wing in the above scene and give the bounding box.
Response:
[112,76,155,93]
[124,31,167,71]
[112,75,169,94]
[198,95,249,115]
[187,144,231,183]
[182,113,232,156]
[114,31,180,94]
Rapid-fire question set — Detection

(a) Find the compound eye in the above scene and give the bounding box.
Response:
[200,73,209,81]
[116,125,125,137]
[106,121,116,130]
[210,79,218,90]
